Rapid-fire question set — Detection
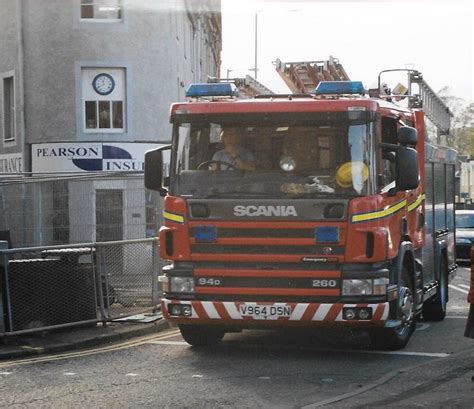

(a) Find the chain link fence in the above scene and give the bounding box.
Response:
[0,172,163,248]
[0,238,162,337]
[96,239,161,320]
[0,174,166,336]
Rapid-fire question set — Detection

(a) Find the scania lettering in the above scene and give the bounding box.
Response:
[233,205,297,217]
[145,60,456,350]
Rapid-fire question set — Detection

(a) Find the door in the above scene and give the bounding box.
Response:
[95,189,123,242]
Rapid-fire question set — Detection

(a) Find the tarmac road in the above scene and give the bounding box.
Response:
[0,266,472,408]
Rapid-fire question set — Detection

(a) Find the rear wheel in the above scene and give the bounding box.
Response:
[422,258,447,321]
[179,325,225,347]
[370,267,416,350]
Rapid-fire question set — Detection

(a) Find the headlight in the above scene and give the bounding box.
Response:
[343,279,373,295]
[456,238,472,244]
[342,278,389,296]
[170,277,195,293]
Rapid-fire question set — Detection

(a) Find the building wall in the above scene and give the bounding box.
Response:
[1,0,221,164]
[0,0,24,170]
[0,0,221,246]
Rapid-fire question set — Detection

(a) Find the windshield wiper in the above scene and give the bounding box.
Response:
[285,192,353,199]
[203,191,276,198]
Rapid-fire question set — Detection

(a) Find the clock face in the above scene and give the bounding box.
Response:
[92,73,115,95]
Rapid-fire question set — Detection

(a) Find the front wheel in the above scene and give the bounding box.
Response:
[422,258,448,321]
[370,269,416,350]
[179,325,225,347]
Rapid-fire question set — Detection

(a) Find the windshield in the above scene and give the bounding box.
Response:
[457,213,474,229]
[171,112,376,198]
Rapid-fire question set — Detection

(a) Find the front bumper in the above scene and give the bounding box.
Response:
[162,299,390,328]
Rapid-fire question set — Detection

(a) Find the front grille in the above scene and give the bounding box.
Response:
[193,261,340,270]
[186,223,345,301]
[192,227,315,238]
[191,244,345,255]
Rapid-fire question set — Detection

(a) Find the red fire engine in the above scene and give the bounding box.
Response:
[145,60,457,350]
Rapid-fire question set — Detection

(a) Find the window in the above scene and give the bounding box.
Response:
[171,112,377,198]
[81,68,126,133]
[2,76,15,142]
[80,0,122,21]
[379,117,398,189]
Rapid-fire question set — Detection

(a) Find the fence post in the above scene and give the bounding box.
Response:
[151,238,160,308]
[95,243,108,324]
[0,241,8,335]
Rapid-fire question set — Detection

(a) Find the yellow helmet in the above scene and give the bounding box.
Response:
[336,161,369,188]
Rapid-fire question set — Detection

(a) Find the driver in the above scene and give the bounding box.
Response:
[211,128,255,170]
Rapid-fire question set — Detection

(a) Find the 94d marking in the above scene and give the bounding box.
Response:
[197,277,222,286]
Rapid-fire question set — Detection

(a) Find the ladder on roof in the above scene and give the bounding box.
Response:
[237,75,275,97]
[209,75,274,97]
[274,56,350,94]
[408,71,452,135]
[378,69,452,136]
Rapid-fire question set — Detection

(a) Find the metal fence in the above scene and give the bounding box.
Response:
[0,172,163,249]
[0,238,162,337]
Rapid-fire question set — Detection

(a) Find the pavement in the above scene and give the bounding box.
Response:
[0,313,170,360]
[316,344,474,409]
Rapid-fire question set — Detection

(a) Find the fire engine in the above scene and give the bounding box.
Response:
[145,58,457,350]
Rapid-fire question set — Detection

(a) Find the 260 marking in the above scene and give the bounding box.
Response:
[311,279,337,288]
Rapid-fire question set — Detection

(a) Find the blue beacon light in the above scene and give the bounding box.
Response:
[315,81,367,95]
[185,83,238,98]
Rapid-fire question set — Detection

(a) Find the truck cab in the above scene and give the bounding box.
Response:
[145,79,456,350]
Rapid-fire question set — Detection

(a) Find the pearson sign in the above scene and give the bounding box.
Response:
[32,142,162,173]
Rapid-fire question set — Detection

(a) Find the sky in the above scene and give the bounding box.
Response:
[220,0,474,104]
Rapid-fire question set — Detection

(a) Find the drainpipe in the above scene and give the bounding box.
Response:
[16,0,26,174]
[16,0,28,246]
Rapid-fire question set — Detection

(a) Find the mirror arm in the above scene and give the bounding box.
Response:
[380,142,398,151]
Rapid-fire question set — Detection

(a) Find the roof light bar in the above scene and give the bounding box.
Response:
[185,83,238,98]
[315,81,367,95]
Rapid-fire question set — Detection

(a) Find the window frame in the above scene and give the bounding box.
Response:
[81,67,126,134]
[2,74,16,144]
[84,99,124,132]
[80,0,123,23]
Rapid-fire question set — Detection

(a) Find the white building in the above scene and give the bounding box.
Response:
[0,0,221,246]
[459,161,474,204]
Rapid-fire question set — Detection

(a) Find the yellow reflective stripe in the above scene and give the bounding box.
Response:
[407,194,425,212]
[351,200,407,223]
[163,211,185,223]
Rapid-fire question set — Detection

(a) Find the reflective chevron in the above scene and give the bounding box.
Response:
[162,299,389,323]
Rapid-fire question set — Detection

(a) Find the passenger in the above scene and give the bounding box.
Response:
[211,128,255,171]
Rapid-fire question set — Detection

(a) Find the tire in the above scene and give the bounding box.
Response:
[370,267,416,350]
[422,258,447,321]
[179,325,225,347]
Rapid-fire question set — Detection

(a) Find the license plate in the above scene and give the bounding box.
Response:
[239,304,292,320]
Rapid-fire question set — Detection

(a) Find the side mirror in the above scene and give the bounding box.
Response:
[144,145,171,196]
[395,146,419,190]
[398,126,418,146]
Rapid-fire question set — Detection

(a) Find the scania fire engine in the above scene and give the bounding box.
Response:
[145,62,457,350]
